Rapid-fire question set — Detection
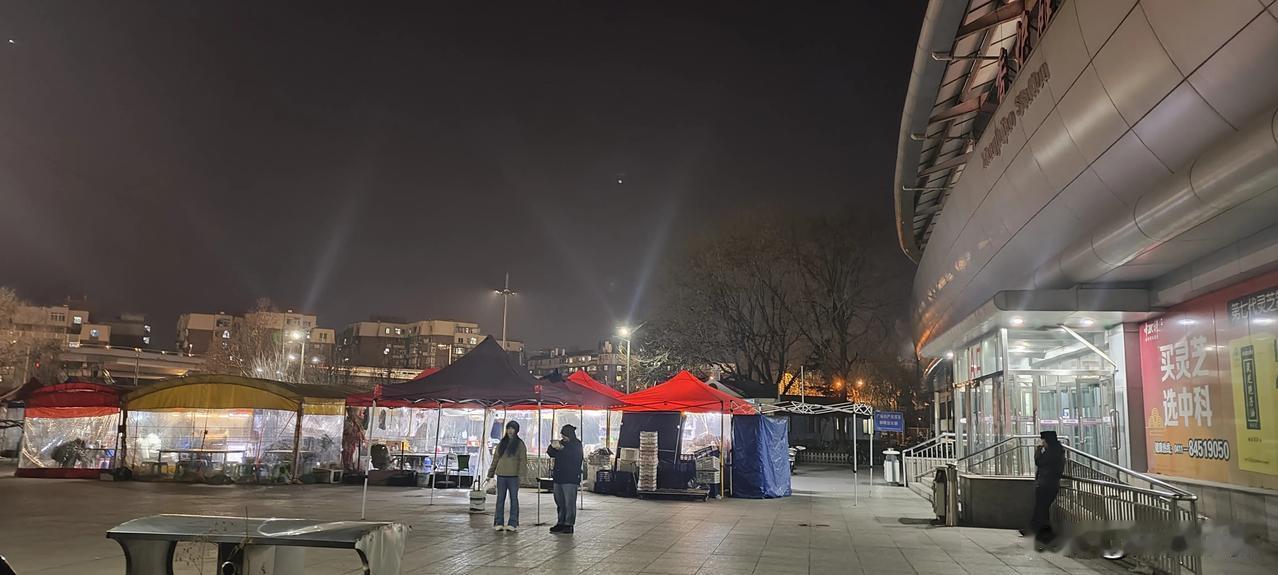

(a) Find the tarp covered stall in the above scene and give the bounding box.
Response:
[123,375,350,482]
[731,415,792,499]
[16,382,123,478]
[617,372,760,496]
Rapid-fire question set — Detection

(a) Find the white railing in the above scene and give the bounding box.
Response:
[901,433,956,499]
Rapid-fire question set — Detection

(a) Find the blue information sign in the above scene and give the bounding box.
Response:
[873,411,905,433]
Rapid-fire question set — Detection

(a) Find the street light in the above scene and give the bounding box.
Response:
[616,323,643,394]
[494,272,517,350]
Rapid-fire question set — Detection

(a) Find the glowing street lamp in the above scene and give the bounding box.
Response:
[616,323,644,394]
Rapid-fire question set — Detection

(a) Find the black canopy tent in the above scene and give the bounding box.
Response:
[377,337,623,520]
[381,338,621,408]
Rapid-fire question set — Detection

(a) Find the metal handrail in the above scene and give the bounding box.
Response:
[902,432,954,455]
[1061,474,1182,499]
[954,434,1040,471]
[1060,443,1195,499]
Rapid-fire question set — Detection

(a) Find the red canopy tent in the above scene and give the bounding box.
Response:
[620,371,757,415]
[17,381,125,478]
[565,371,625,400]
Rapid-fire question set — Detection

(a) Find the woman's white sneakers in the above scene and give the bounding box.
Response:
[493,525,504,532]
[504,525,518,532]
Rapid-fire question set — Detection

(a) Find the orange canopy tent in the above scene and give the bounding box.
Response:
[620,371,756,415]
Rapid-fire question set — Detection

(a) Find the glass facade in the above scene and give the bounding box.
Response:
[952,327,1119,464]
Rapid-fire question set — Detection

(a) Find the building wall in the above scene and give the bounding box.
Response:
[913,0,1278,355]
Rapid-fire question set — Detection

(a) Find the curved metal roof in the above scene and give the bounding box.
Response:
[894,0,1058,261]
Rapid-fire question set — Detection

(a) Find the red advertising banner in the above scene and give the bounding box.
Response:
[1140,270,1278,490]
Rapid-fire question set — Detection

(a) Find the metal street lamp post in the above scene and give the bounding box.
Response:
[616,324,643,394]
[494,273,517,350]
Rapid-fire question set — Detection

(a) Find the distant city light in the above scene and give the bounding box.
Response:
[618,326,631,338]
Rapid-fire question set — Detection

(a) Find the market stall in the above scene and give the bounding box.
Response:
[16,381,124,478]
[538,370,625,490]
[616,371,757,499]
[123,374,349,483]
[381,336,624,518]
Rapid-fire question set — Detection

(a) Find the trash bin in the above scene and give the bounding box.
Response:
[882,449,900,485]
[932,468,947,522]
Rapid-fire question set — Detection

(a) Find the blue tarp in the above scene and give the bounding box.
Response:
[731,415,791,498]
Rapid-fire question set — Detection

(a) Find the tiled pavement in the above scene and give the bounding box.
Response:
[0,462,1191,574]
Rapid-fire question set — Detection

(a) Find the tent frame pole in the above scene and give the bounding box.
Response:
[430,404,442,505]
[361,400,375,520]
[536,400,544,526]
[290,403,304,482]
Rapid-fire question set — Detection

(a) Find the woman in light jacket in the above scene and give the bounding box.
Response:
[486,420,527,532]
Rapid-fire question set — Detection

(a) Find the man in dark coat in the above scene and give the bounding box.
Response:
[1030,430,1066,544]
[547,424,585,534]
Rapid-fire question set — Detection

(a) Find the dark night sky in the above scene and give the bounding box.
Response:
[0,1,924,350]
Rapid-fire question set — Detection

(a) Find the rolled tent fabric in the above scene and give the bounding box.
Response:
[731,415,791,499]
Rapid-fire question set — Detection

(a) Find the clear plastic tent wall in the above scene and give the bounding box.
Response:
[19,409,118,473]
[127,409,337,472]
[682,412,731,454]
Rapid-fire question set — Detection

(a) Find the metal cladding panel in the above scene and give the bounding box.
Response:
[1188,108,1278,211]
[1142,0,1264,74]
[1093,6,1185,125]
[1133,170,1206,242]
[1040,1,1090,99]
[1133,82,1235,171]
[1236,224,1278,279]
[1029,109,1089,191]
[1189,13,1278,128]
[1091,131,1172,207]
[1177,180,1278,244]
[1058,168,1124,222]
[1001,149,1054,231]
[1075,0,1138,56]
[1056,65,1129,163]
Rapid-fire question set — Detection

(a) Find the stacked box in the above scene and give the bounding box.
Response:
[638,431,659,491]
[695,456,720,471]
[695,469,721,485]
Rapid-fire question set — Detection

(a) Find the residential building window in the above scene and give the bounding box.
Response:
[50,312,66,323]
[73,315,83,325]
[143,336,151,345]
[287,318,297,325]
[394,328,403,335]
[469,337,477,345]
[385,328,392,335]
[455,347,464,355]
[616,375,623,382]
[222,330,231,339]
[457,337,464,343]
[89,329,100,339]
[144,325,152,333]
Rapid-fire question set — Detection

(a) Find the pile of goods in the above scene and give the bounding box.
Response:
[638,431,659,491]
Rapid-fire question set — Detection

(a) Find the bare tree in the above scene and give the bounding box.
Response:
[0,287,66,390]
[646,217,805,390]
[782,211,893,395]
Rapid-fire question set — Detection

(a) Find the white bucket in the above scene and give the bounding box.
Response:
[468,489,486,513]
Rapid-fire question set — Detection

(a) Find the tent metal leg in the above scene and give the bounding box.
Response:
[430,405,442,505]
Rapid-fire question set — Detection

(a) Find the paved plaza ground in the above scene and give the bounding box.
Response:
[0,462,1258,574]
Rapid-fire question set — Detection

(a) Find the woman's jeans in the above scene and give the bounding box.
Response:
[494,476,520,527]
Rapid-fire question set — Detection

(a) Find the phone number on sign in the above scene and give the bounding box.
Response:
[1187,438,1230,461]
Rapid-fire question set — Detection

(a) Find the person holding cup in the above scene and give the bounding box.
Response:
[547,424,585,534]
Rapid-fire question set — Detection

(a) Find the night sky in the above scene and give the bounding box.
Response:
[0,1,924,350]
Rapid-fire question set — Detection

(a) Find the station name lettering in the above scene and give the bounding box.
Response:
[980,62,1050,168]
